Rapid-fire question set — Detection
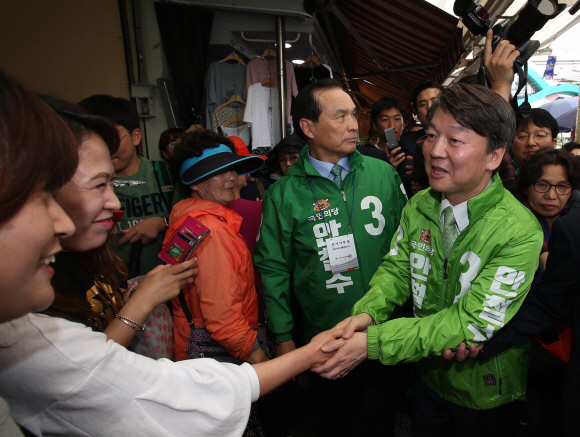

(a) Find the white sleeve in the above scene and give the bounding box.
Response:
[243,86,255,124]
[0,314,258,437]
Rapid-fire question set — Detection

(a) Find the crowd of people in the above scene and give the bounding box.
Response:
[0,28,579,437]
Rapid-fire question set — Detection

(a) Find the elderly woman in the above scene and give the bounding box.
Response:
[166,130,269,363]
[518,148,580,282]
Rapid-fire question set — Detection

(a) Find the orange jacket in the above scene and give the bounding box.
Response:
[165,198,259,361]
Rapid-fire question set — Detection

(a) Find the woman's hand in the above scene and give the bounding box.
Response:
[104,258,197,347]
[132,257,198,311]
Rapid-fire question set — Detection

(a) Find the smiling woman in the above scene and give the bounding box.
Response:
[0,70,77,436]
[0,74,77,324]
[38,97,197,355]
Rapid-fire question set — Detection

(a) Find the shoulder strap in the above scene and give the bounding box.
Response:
[152,160,174,211]
[256,180,266,199]
[178,290,195,327]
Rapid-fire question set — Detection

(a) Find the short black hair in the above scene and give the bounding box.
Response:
[428,83,515,154]
[277,133,307,154]
[292,78,344,141]
[370,97,406,126]
[517,147,580,193]
[78,94,140,132]
[412,81,443,112]
[562,142,580,153]
[516,108,558,139]
[159,128,186,156]
[166,129,233,181]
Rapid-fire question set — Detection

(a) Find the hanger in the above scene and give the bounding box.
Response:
[259,48,277,60]
[218,94,246,109]
[261,76,275,88]
[299,54,321,68]
[222,114,245,127]
[220,52,245,65]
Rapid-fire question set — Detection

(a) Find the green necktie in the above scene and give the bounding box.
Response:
[442,206,458,258]
[330,164,342,190]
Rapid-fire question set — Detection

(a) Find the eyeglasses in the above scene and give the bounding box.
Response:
[119,133,130,141]
[168,142,180,148]
[514,132,552,143]
[278,154,300,165]
[533,181,572,196]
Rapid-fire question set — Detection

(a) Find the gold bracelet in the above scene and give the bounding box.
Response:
[115,314,147,331]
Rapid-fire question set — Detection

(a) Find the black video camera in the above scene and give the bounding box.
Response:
[453,0,566,117]
[454,0,566,65]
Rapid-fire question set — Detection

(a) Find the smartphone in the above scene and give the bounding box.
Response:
[384,128,399,152]
[158,216,210,265]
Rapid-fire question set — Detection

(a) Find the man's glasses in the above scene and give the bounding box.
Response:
[533,181,572,196]
[514,132,552,143]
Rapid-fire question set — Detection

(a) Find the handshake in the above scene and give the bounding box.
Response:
[301,313,484,380]
[299,313,374,380]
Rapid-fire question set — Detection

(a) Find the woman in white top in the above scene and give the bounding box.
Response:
[0,70,340,437]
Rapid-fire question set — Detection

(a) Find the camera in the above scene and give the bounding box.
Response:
[454,0,566,64]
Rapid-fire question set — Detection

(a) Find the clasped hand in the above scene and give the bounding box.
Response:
[310,313,373,380]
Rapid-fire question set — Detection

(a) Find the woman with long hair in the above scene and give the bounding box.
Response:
[43,96,195,355]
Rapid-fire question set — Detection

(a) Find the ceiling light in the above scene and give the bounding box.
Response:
[292,59,304,64]
[285,43,291,48]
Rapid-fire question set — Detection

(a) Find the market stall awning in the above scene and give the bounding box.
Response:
[316,0,464,109]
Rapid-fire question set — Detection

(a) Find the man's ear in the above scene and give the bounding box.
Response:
[299,118,315,140]
[131,128,142,146]
[486,146,506,172]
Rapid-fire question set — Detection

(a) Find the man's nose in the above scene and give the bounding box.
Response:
[526,135,538,148]
[429,138,446,158]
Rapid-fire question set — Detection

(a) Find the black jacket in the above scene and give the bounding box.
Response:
[478,209,580,385]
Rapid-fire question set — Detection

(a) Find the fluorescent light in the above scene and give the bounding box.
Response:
[285,43,291,48]
[292,59,304,64]
[363,79,375,85]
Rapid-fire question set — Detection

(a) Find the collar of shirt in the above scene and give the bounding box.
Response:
[307,150,350,181]
[439,179,493,234]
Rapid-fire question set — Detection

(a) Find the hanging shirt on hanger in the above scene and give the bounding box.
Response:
[212,105,246,132]
[244,59,297,124]
[220,124,251,147]
[244,83,281,153]
[206,62,246,129]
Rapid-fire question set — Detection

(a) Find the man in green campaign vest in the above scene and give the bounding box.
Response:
[315,84,543,436]
[254,79,407,436]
